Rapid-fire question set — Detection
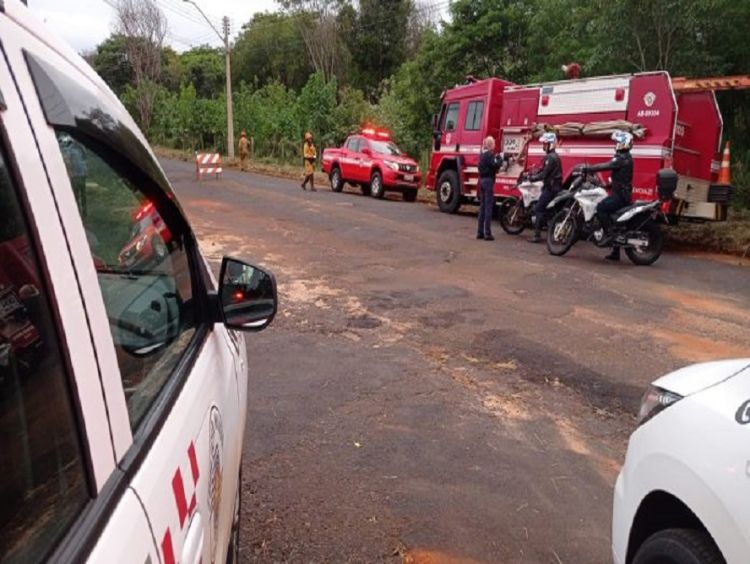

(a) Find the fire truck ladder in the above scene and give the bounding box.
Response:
[671,75,750,93]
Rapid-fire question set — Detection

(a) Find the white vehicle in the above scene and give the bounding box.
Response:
[497,180,543,235]
[0,2,277,562]
[613,359,750,564]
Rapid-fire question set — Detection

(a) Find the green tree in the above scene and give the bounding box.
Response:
[346,0,414,97]
[232,12,313,91]
[92,35,133,96]
[179,46,225,98]
[296,71,338,148]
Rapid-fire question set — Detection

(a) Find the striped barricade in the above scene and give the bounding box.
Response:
[195,153,223,180]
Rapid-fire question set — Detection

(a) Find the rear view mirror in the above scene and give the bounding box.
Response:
[218,257,277,332]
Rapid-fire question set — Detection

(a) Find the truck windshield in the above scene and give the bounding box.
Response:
[369,140,402,156]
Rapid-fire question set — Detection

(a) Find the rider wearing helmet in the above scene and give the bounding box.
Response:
[582,130,634,261]
[527,131,563,243]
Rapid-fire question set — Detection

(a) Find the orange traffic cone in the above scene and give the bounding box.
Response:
[717,141,731,184]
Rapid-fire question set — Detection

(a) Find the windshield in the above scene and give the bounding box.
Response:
[369,140,402,156]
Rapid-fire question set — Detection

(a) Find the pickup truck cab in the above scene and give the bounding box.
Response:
[322,128,422,202]
[0,2,277,562]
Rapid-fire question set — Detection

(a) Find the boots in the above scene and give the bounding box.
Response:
[529,217,542,243]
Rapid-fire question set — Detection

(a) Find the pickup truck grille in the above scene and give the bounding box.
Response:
[398,163,417,173]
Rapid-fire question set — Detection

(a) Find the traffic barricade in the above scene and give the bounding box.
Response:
[195,152,224,180]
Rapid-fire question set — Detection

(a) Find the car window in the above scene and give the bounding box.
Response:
[0,141,89,561]
[465,101,484,131]
[444,103,460,132]
[346,137,360,152]
[56,131,196,431]
[369,140,403,156]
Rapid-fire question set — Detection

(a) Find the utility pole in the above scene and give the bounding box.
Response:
[183,0,234,158]
[222,16,234,159]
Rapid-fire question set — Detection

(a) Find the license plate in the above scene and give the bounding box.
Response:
[404,174,414,181]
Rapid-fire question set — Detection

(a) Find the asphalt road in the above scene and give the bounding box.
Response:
[162,159,750,564]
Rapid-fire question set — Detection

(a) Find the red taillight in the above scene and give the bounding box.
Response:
[541,95,549,106]
[615,88,625,101]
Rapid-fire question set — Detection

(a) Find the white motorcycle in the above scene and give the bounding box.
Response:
[545,173,666,266]
[498,180,544,235]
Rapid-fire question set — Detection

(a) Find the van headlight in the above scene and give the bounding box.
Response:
[384,160,399,171]
[637,385,682,427]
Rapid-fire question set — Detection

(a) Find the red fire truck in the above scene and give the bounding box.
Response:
[427,72,735,221]
[322,127,422,201]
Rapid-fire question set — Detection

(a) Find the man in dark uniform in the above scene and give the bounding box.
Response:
[582,130,634,261]
[477,136,505,240]
[527,132,563,243]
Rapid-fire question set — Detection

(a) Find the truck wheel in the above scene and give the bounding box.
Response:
[370,171,385,199]
[403,188,418,202]
[437,169,461,213]
[330,167,344,192]
[633,529,724,564]
[625,220,663,266]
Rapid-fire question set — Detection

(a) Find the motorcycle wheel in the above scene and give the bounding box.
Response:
[625,221,663,266]
[546,208,578,256]
[499,198,526,235]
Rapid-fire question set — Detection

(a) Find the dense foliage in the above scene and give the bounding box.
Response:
[92,0,750,207]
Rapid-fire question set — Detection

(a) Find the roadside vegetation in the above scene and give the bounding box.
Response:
[92,0,750,252]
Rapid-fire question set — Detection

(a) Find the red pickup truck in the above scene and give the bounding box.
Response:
[321,128,422,202]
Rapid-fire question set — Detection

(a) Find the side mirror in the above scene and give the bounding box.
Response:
[218,257,277,332]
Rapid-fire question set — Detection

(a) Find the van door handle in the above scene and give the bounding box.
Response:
[181,512,204,564]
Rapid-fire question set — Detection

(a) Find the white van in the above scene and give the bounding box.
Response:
[0,1,276,562]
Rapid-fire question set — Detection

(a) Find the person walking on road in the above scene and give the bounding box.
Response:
[527,131,563,243]
[238,130,250,172]
[301,132,317,191]
[477,136,504,240]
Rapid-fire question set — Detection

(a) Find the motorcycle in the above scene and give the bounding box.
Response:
[498,179,544,235]
[545,171,668,266]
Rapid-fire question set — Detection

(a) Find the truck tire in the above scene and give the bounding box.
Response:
[330,166,344,192]
[633,528,724,564]
[403,188,418,202]
[370,170,385,199]
[437,169,461,213]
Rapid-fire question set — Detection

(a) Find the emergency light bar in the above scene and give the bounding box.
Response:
[361,126,391,139]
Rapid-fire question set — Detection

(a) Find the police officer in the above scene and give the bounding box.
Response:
[477,136,505,240]
[581,130,634,261]
[527,132,562,243]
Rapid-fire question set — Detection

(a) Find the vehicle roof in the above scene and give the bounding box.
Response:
[4,0,166,186]
[504,71,672,92]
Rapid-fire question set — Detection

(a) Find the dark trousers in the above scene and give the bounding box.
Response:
[477,178,495,236]
[597,192,630,232]
[533,189,557,232]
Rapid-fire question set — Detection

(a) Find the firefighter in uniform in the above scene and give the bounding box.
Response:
[581,130,634,261]
[527,132,562,243]
[238,130,250,172]
[477,136,504,240]
[301,132,317,191]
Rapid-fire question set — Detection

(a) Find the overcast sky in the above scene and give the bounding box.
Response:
[29,0,278,53]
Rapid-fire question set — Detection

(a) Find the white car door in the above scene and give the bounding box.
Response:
[4,6,245,562]
[0,16,157,563]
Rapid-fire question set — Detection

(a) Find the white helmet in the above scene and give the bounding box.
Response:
[540,132,557,151]
[612,130,633,151]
